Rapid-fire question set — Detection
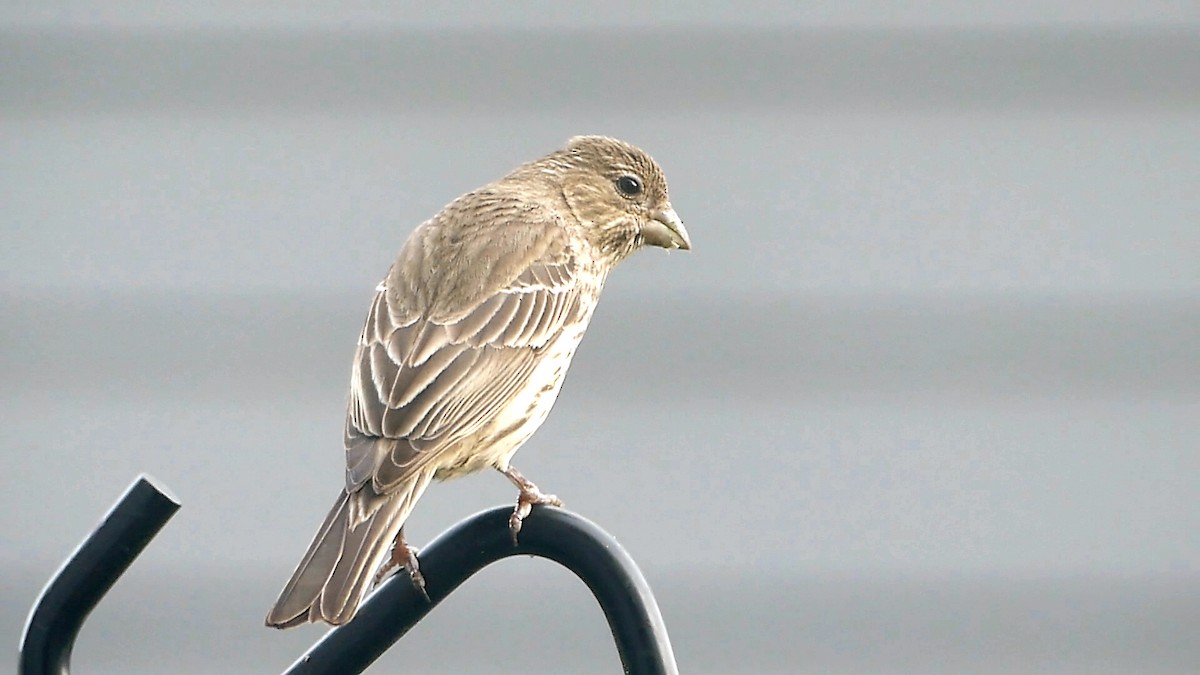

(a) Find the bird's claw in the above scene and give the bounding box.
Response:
[376,539,430,602]
[501,465,563,545]
[509,487,563,545]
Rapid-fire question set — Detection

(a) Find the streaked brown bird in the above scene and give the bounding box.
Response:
[265,135,690,628]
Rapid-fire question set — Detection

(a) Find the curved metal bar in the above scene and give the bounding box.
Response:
[283,506,678,675]
[18,474,181,675]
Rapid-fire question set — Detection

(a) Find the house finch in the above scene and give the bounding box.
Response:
[265,135,690,628]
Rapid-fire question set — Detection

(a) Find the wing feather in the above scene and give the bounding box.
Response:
[515,291,552,345]
[383,320,420,365]
[446,294,506,343]
[351,352,383,436]
[470,292,524,346]
[500,292,540,347]
[368,343,398,403]
[407,323,452,366]
[386,343,472,408]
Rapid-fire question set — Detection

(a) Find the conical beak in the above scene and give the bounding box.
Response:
[643,206,691,251]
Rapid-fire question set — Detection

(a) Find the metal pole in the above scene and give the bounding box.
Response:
[17,476,676,675]
[19,475,181,675]
[284,505,678,675]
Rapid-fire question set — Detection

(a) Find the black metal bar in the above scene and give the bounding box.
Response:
[18,474,181,675]
[283,505,678,675]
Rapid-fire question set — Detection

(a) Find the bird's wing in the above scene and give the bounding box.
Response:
[344,198,589,493]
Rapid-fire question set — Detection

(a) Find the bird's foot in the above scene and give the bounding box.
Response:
[501,466,563,545]
[375,535,430,602]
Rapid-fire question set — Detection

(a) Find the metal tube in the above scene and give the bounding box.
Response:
[283,505,677,675]
[18,475,181,675]
[17,476,675,675]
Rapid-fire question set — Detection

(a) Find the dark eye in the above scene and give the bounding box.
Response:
[615,175,643,197]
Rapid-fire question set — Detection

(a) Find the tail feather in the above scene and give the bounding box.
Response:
[264,490,351,628]
[265,470,435,628]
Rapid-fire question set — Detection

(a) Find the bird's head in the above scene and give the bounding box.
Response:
[548,136,691,261]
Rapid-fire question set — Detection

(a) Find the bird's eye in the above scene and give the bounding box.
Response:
[615,175,643,197]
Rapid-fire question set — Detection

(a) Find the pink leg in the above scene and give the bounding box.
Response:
[375,528,429,602]
[500,466,563,544]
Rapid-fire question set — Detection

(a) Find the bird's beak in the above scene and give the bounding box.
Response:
[642,205,692,251]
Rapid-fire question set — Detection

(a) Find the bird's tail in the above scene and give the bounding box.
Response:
[265,469,435,628]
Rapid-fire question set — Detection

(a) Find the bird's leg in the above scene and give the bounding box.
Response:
[375,528,430,602]
[501,465,563,545]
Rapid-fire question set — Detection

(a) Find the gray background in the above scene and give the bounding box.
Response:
[3,3,1198,673]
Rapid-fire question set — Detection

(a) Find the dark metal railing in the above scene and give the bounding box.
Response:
[19,475,181,675]
[19,475,678,675]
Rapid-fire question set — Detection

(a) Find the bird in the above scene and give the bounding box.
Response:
[265,135,690,628]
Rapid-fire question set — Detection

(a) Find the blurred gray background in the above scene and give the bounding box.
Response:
[3,3,1198,674]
